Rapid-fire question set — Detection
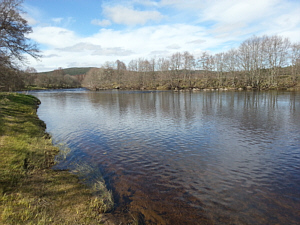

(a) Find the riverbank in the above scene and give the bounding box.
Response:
[0,93,113,224]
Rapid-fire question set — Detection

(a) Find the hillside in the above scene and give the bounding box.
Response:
[38,67,94,76]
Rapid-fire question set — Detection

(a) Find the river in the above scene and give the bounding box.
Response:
[30,88,300,224]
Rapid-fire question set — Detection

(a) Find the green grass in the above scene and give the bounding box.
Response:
[0,93,114,224]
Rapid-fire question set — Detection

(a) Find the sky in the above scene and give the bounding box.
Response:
[22,0,300,72]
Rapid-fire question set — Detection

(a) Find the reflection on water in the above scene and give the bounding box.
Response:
[31,89,300,224]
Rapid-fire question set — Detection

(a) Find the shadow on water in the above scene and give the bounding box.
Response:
[31,89,300,224]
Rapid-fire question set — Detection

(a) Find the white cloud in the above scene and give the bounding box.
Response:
[57,42,134,56]
[209,22,248,40]
[29,26,78,48]
[57,42,102,52]
[52,17,63,23]
[28,22,226,71]
[166,44,181,49]
[23,4,43,25]
[159,0,300,40]
[85,24,208,55]
[149,50,170,56]
[104,5,164,25]
[51,17,76,27]
[160,0,204,10]
[200,0,279,24]
[26,23,213,71]
[92,47,134,56]
[61,17,76,27]
[266,7,300,42]
[134,0,159,6]
[91,19,112,27]
[44,54,59,58]
[21,13,38,25]
[187,39,206,45]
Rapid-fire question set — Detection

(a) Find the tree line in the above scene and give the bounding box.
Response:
[83,35,300,91]
[23,67,81,89]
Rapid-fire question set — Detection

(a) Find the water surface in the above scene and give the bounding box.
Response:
[31,89,300,224]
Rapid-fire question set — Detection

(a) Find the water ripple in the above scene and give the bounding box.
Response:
[32,89,300,225]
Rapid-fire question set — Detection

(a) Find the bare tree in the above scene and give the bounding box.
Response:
[238,39,252,86]
[128,59,138,72]
[264,35,291,85]
[102,61,115,70]
[214,52,225,87]
[101,61,115,86]
[0,66,24,90]
[138,58,152,88]
[0,0,39,67]
[169,52,182,88]
[198,52,214,87]
[23,66,37,87]
[290,43,300,83]
[238,36,269,87]
[157,57,170,87]
[82,68,110,90]
[182,51,195,87]
[63,74,80,88]
[116,60,126,71]
[0,0,39,90]
[148,57,156,88]
[223,49,239,87]
[34,74,50,88]
[115,59,126,87]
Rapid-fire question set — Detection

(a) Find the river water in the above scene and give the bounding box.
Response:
[31,88,300,224]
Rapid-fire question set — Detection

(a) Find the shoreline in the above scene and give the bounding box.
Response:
[81,84,300,92]
[0,92,114,224]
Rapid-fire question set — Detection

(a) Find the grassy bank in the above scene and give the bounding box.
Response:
[0,93,113,224]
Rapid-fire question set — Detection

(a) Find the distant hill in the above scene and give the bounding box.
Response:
[38,67,94,76]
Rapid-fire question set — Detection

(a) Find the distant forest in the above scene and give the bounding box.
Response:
[2,34,300,91]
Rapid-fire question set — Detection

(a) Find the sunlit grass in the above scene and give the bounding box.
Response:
[0,93,114,224]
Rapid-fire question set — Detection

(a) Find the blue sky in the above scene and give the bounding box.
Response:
[23,0,300,72]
